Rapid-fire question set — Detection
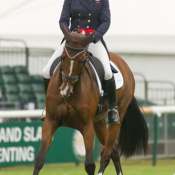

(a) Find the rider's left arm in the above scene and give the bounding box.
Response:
[59,0,72,33]
[93,0,111,43]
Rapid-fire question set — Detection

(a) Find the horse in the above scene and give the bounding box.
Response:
[33,25,148,175]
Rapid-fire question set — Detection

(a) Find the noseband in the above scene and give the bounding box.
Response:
[61,42,88,86]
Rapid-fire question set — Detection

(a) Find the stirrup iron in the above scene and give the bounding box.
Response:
[107,106,120,124]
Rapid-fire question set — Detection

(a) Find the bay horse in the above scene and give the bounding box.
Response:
[33,26,148,175]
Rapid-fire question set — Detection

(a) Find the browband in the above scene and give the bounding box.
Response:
[65,43,88,51]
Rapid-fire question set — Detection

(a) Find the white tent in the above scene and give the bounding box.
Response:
[0,0,175,53]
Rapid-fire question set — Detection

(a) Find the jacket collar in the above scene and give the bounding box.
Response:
[78,0,94,11]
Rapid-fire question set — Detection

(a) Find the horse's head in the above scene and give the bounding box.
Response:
[59,25,94,98]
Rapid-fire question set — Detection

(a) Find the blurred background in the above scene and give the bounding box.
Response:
[0,0,175,170]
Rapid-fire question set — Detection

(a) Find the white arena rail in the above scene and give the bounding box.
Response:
[1,106,175,119]
[1,106,175,118]
[142,106,175,116]
[141,106,175,166]
[0,109,43,118]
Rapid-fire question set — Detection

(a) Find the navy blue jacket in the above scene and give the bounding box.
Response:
[59,0,111,43]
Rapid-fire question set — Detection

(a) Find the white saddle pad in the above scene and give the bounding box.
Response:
[89,61,124,96]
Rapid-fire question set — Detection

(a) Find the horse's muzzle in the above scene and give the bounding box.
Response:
[59,86,73,98]
[59,91,73,98]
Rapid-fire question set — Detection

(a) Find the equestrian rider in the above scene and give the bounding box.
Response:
[42,0,120,124]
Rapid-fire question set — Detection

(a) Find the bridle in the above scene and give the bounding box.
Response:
[61,40,89,86]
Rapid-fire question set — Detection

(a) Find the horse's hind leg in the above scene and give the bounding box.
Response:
[94,119,123,175]
[111,144,123,175]
[97,123,123,175]
[82,122,96,175]
[96,106,128,175]
[33,116,58,175]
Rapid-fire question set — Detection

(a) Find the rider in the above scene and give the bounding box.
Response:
[42,0,120,124]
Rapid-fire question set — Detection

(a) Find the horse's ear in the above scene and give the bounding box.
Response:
[82,32,95,46]
[61,24,71,41]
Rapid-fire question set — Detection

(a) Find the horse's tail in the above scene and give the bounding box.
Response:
[117,97,148,158]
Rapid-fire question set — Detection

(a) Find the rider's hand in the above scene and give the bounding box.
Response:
[85,34,95,43]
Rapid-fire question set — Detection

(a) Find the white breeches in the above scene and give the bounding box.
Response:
[42,41,113,80]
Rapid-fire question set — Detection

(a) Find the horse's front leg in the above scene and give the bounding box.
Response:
[82,122,96,175]
[97,108,127,175]
[33,116,58,175]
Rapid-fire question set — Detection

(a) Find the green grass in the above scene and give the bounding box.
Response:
[1,159,175,175]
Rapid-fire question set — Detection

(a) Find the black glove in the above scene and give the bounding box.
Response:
[85,34,95,43]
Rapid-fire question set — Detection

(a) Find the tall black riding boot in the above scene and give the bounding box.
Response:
[41,78,50,122]
[104,76,120,124]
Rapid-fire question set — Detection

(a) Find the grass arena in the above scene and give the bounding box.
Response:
[1,159,175,175]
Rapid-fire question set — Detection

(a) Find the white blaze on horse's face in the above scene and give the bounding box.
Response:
[69,60,74,76]
[60,60,74,97]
